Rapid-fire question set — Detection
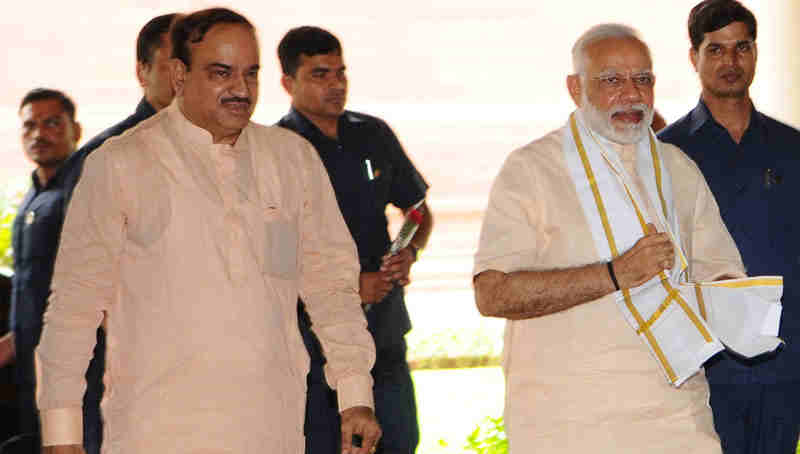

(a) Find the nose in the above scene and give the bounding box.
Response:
[619,77,643,103]
[331,73,346,91]
[230,73,250,97]
[28,123,41,140]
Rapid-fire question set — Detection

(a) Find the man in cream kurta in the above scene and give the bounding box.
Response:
[474,25,746,453]
[36,8,380,454]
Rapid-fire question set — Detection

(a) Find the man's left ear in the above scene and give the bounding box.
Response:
[566,74,582,107]
[172,58,186,95]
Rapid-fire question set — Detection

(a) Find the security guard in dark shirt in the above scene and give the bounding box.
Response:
[277,27,433,454]
[0,89,81,450]
[659,1,800,452]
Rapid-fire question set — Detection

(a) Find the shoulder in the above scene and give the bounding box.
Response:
[247,122,319,164]
[83,110,168,169]
[343,110,385,127]
[491,128,565,190]
[507,128,564,166]
[759,112,800,141]
[657,111,694,145]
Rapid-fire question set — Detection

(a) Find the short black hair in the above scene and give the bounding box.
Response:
[136,13,178,65]
[689,0,757,50]
[19,88,76,121]
[171,7,253,70]
[278,26,342,76]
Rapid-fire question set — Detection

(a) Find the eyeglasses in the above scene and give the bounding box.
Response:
[591,72,655,91]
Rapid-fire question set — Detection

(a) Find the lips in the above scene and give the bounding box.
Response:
[222,99,251,114]
[611,110,644,124]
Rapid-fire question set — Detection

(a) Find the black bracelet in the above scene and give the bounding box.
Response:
[607,261,620,291]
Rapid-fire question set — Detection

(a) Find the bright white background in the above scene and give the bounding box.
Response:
[1,0,793,197]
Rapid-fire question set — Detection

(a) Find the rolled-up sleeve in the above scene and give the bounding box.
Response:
[37,146,126,445]
[296,140,376,412]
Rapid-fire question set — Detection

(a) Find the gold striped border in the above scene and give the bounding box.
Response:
[570,114,678,384]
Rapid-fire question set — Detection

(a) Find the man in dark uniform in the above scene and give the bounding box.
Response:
[57,13,179,454]
[659,1,800,452]
[277,26,433,454]
[0,88,81,452]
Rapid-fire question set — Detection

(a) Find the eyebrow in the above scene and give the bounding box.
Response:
[706,39,752,47]
[594,69,653,77]
[206,63,232,71]
[311,64,346,73]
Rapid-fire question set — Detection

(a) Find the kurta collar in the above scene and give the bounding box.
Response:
[165,99,250,153]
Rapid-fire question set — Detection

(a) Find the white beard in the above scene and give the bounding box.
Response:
[579,90,654,145]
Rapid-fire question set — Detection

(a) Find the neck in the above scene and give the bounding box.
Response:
[144,93,166,112]
[35,165,58,187]
[178,98,241,145]
[701,92,752,143]
[295,106,340,139]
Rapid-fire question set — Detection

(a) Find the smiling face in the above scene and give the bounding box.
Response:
[691,21,756,100]
[569,36,655,144]
[281,52,347,126]
[174,23,260,144]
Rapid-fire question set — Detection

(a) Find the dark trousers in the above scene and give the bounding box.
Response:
[709,383,800,454]
[299,302,419,454]
[82,327,105,454]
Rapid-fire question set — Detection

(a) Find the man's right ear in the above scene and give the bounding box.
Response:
[172,59,186,95]
[567,74,582,107]
[280,74,293,95]
[135,61,148,89]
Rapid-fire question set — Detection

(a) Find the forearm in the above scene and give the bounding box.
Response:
[0,332,15,366]
[474,262,616,320]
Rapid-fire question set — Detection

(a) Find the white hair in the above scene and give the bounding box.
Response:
[571,23,650,75]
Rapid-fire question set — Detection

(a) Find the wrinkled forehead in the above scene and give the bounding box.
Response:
[584,37,652,75]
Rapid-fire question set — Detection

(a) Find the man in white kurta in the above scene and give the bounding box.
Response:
[473,25,745,453]
[36,9,380,454]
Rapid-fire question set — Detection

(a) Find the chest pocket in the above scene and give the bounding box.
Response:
[261,206,298,280]
[365,154,394,211]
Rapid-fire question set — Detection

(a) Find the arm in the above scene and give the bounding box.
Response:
[37,148,124,448]
[295,141,379,450]
[0,332,14,366]
[475,224,675,320]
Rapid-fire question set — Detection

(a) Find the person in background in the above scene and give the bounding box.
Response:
[659,1,800,452]
[0,88,81,453]
[277,26,432,454]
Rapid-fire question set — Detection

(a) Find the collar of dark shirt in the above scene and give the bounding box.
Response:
[135,97,157,120]
[285,107,369,148]
[689,98,768,146]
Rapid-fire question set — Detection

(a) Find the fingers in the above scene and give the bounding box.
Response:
[359,423,381,454]
[646,222,657,235]
[340,419,355,454]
